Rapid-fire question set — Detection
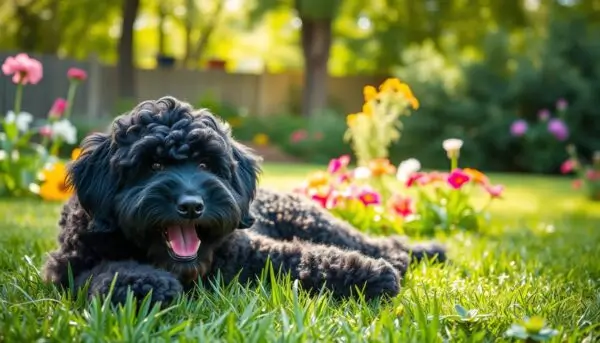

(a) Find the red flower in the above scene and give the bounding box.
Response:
[405,172,427,187]
[327,155,351,174]
[447,169,471,189]
[357,187,382,206]
[560,159,576,174]
[484,184,504,199]
[48,98,67,119]
[389,194,414,217]
[572,179,583,190]
[1,53,43,85]
[67,67,87,81]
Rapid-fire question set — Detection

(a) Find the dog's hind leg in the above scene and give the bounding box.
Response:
[211,231,401,300]
[251,189,446,275]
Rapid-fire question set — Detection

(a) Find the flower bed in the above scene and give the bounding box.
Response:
[294,79,504,236]
[0,53,84,201]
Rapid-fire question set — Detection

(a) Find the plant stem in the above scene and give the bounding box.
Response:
[64,81,78,119]
[451,156,458,171]
[14,82,23,118]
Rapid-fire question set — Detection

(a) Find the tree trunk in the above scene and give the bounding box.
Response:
[117,0,140,101]
[300,18,332,118]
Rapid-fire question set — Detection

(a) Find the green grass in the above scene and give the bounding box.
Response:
[1,163,599,342]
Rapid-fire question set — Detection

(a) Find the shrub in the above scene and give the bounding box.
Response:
[389,18,600,174]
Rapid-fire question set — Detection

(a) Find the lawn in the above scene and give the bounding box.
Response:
[0,163,599,342]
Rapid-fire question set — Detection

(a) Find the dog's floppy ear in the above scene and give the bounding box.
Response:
[67,132,118,232]
[230,140,262,229]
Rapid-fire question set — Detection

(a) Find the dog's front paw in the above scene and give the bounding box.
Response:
[84,263,183,306]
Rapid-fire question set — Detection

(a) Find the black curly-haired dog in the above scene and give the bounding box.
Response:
[42,96,446,306]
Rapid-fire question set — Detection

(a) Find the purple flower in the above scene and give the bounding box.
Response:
[556,98,568,111]
[537,109,550,121]
[547,118,569,141]
[510,119,528,137]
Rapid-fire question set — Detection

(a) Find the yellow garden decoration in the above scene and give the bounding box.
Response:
[344,78,420,166]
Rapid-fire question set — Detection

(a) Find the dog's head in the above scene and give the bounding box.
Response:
[67,96,261,279]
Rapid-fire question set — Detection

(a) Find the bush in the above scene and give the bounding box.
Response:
[388,17,600,174]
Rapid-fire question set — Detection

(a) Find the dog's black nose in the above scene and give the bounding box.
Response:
[176,195,204,219]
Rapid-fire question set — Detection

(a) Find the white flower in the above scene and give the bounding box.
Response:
[5,111,33,132]
[442,138,463,158]
[353,166,372,179]
[396,158,421,182]
[51,119,78,144]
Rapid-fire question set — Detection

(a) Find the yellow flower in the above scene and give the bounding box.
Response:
[71,148,82,160]
[306,171,330,189]
[347,113,358,127]
[39,162,73,202]
[368,158,397,177]
[363,85,378,102]
[362,102,374,116]
[252,133,269,146]
[379,78,403,93]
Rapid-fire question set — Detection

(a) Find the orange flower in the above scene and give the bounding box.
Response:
[368,158,396,177]
[39,162,73,201]
[306,171,330,189]
[363,85,378,102]
[463,168,489,185]
[378,78,420,110]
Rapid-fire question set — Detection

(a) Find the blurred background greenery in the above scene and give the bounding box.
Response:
[1,0,599,173]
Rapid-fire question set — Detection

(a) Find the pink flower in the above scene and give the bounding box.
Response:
[572,179,582,189]
[586,170,600,181]
[67,67,87,81]
[447,169,471,189]
[389,194,414,217]
[48,98,67,119]
[484,184,504,198]
[547,118,569,141]
[39,125,52,137]
[357,188,382,206]
[510,119,528,137]
[560,159,576,174]
[290,129,308,143]
[1,53,43,85]
[309,187,332,208]
[556,98,568,111]
[537,109,550,121]
[327,155,351,174]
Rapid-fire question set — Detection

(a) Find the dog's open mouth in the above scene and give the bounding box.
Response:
[163,224,201,261]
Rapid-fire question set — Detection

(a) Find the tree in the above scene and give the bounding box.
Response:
[251,0,342,117]
[117,0,140,101]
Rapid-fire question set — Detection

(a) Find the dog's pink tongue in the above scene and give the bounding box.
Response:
[166,225,200,257]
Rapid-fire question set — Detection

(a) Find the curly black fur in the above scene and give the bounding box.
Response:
[42,96,447,306]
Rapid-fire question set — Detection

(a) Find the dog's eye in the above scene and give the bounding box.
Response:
[198,163,208,170]
[152,162,164,171]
